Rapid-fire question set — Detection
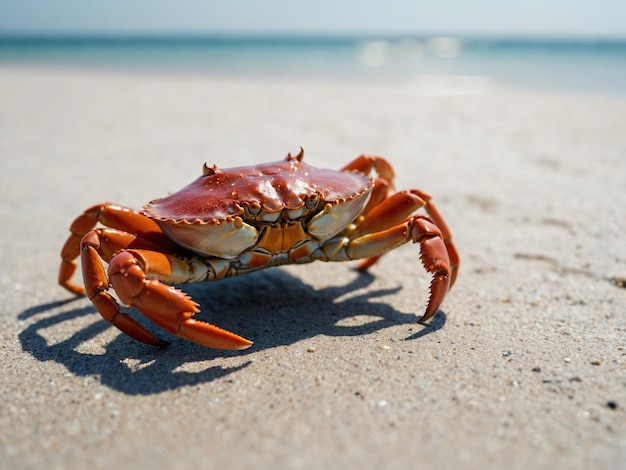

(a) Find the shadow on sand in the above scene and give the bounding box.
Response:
[19,268,445,395]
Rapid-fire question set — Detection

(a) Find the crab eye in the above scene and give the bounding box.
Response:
[304,193,319,209]
[246,201,262,216]
[203,163,218,176]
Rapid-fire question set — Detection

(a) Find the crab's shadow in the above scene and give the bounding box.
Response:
[19,268,446,395]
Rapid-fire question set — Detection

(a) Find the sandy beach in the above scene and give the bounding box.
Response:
[1,65,625,469]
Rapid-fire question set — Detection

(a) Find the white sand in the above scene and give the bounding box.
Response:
[1,65,625,469]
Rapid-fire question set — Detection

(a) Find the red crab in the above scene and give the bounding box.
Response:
[59,149,459,349]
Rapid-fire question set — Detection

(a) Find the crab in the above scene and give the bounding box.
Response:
[59,149,459,350]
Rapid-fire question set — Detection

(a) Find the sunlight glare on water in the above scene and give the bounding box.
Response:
[359,37,461,67]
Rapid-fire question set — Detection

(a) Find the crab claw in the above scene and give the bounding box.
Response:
[415,233,451,323]
[107,250,253,350]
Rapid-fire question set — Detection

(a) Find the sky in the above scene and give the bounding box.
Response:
[0,0,625,38]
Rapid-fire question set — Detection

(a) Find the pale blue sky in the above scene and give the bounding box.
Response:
[1,0,625,38]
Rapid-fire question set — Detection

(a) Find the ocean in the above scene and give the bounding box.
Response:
[1,35,625,96]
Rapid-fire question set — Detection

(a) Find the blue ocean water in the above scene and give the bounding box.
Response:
[1,36,625,95]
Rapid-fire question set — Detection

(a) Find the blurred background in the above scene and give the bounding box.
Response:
[1,0,625,95]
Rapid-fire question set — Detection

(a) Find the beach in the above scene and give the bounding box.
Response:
[1,64,625,469]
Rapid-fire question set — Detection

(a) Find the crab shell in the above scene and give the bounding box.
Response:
[142,151,374,259]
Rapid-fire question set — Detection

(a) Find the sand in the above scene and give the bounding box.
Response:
[1,65,625,469]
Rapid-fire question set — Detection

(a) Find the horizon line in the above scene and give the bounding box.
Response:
[1,31,626,43]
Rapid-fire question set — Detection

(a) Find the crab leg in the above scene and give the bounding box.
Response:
[409,189,460,288]
[352,189,459,287]
[106,250,253,350]
[360,177,392,217]
[350,190,427,271]
[324,216,452,322]
[341,155,396,187]
[60,203,177,295]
